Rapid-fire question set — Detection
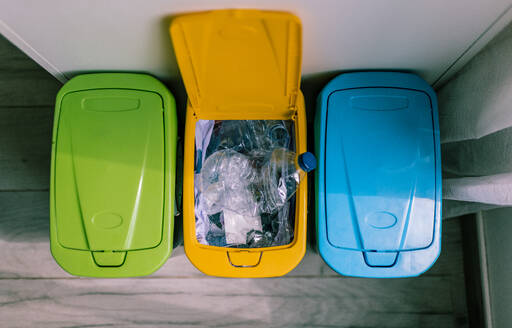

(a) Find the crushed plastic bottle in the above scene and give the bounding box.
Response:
[198,149,260,217]
[259,148,317,214]
[198,147,316,217]
[207,120,291,156]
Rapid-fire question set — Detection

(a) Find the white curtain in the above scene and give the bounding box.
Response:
[439,22,512,218]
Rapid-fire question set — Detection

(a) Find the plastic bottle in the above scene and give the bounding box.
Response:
[198,147,316,216]
[211,120,291,155]
[198,149,260,216]
[259,148,317,214]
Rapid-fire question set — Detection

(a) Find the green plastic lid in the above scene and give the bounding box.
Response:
[50,73,177,277]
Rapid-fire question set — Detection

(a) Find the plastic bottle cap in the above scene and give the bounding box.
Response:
[298,152,317,172]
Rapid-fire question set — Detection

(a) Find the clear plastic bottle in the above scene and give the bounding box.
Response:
[198,147,316,216]
[259,148,317,214]
[211,120,290,155]
[198,149,260,216]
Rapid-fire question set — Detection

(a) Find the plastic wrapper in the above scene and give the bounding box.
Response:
[194,120,300,248]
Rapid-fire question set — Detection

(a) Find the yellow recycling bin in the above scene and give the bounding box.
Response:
[171,9,308,277]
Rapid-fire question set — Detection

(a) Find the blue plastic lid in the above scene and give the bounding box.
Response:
[298,152,317,172]
[325,87,435,251]
[315,72,442,278]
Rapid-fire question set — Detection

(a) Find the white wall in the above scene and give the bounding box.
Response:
[1,0,511,85]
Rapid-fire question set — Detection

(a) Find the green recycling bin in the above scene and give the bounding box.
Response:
[50,73,177,277]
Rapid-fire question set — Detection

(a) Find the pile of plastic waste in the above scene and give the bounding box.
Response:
[194,120,316,248]
[195,120,316,247]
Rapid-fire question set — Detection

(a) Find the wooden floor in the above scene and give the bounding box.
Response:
[0,35,469,328]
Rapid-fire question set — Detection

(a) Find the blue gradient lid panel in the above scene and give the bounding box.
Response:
[315,72,441,277]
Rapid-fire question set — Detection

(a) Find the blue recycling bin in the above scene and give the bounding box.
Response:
[315,72,441,278]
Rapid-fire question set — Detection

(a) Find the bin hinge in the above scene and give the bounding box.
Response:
[288,106,298,117]
[192,108,199,118]
[288,91,298,115]
[289,91,298,108]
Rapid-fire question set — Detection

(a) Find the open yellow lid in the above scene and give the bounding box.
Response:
[170,10,302,118]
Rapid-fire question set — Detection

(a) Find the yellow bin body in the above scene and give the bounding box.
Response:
[171,9,307,277]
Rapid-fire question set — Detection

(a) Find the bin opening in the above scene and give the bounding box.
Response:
[194,119,298,248]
